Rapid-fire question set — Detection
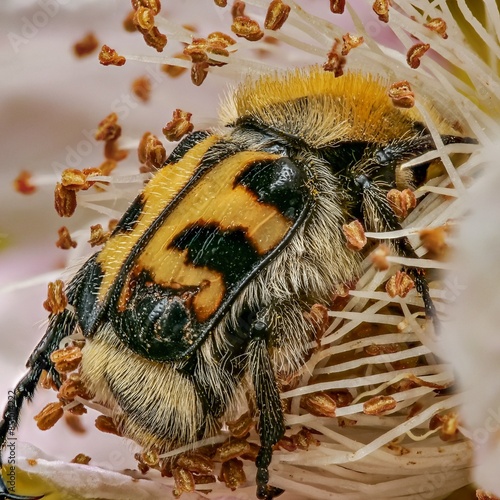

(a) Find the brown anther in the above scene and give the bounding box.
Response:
[419,226,448,258]
[424,17,448,39]
[217,438,251,462]
[303,303,329,340]
[173,467,195,497]
[71,453,91,464]
[388,80,415,108]
[231,16,264,41]
[277,435,296,452]
[341,33,364,55]
[292,428,319,450]
[60,169,87,191]
[97,159,117,176]
[300,392,337,417]
[141,449,159,467]
[132,75,152,102]
[65,413,86,434]
[440,412,459,441]
[95,415,122,436]
[387,188,416,218]
[214,0,227,6]
[67,403,87,416]
[363,395,397,415]
[43,279,68,315]
[138,132,167,169]
[137,461,149,474]
[131,0,161,15]
[99,45,126,66]
[386,271,415,298]
[88,224,110,247]
[227,412,254,438]
[56,226,77,250]
[104,140,128,162]
[324,40,346,77]
[163,109,194,142]
[73,32,99,58]
[407,43,430,69]
[365,343,400,356]
[50,345,82,373]
[477,490,500,500]
[13,170,37,195]
[123,10,137,32]
[191,61,209,86]
[342,219,367,251]
[219,459,246,491]
[176,454,214,474]
[40,371,58,391]
[161,53,189,77]
[240,442,260,461]
[371,244,390,271]
[265,0,291,31]
[232,1,246,19]
[54,183,77,217]
[108,219,118,232]
[142,26,167,52]
[372,0,391,23]
[34,402,64,430]
[134,6,155,32]
[95,112,121,142]
[330,0,345,14]
[329,390,354,408]
[193,474,216,485]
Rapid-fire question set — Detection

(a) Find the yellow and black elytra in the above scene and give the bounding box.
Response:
[0,68,475,500]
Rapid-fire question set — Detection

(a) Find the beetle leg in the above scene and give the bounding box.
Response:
[248,316,285,500]
[0,309,77,500]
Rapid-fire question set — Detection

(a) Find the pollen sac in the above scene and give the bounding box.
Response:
[191,61,209,86]
[138,132,166,169]
[232,1,246,18]
[13,170,37,195]
[54,182,77,217]
[213,0,227,6]
[216,438,251,462]
[363,395,397,415]
[387,188,416,218]
[57,373,92,401]
[131,0,161,15]
[324,40,346,77]
[386,271,415,298]
[231,16,264,41]
[71,453,91,464]
[341,33,364,55]
[291,428,319,450]
[161,54,189,77]
[342,219,367,251]
[173,467,195,497]
[264,0,291,31]
[95,112,121,142]
[371,244,390,271]
[163,109,194,142]
[95,415,122,436]
[89,224,110,247]
[424,17,448,39]
[99,45,126,66]
[407,43,430,69]
[372,0,390,23]
[34,402,64,431]
[43,279,68,315]
[56,226,77,250]
[227,412,254,439]
[419,226,448,258]
[176,453,214,475]
[134,6,155,31]
[50,345,82,373]
[73,32,99,58]
[329,0,345,14]
[142,26,167,52]
[388,80,415,109]
[132,75,152,102]
[219,459,246,491]
[300,392,337,417]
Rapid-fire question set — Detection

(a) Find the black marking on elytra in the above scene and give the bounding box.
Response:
[171,223,262,283]
[235,157,306,221]
[112,193,145,235]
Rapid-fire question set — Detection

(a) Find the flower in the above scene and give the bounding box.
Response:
[0,1,498,499]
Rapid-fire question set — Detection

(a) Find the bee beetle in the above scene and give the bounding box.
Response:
[0,68,475,499]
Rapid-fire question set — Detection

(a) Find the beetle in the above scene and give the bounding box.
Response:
[0,68,475,499]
